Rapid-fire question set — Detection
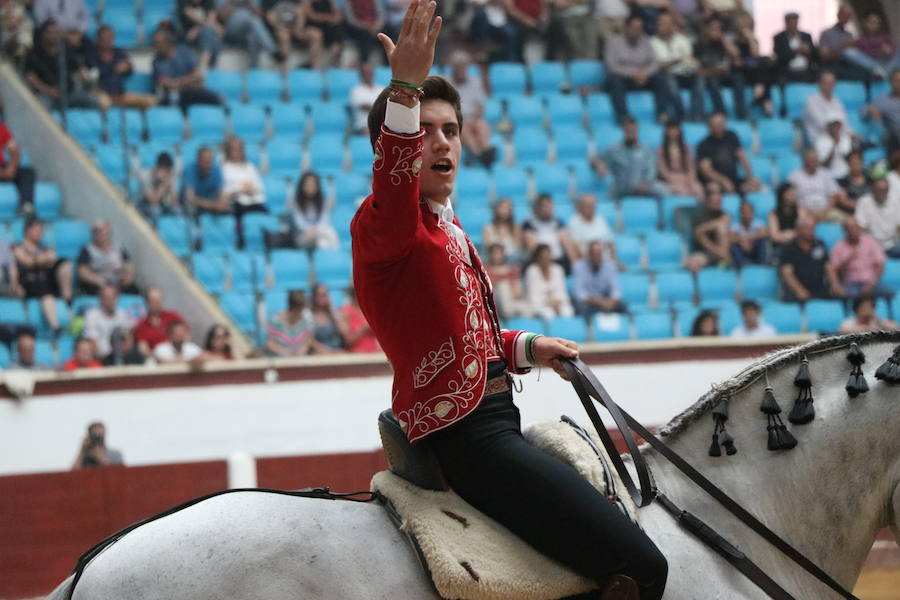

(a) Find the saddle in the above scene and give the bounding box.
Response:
[375,411,640,600]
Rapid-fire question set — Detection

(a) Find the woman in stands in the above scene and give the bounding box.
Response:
[690,310,720,337]
[656,122,703,197]
[13,217,73,335]
[204,323,241,360]
[290,172,339,250]
[482,197,524,264]
[222,136,267,248]
[524,244,574,320]
[485,243,530,320]
[768,182,798,253]
[309,282,348,354]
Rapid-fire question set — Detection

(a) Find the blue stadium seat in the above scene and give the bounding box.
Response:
[188,105,227,139]
[124,72,153,95]
[348,136,374,172]
[93,144,129,182]
[457,205,492,238]
[530,61,567,97]
[27,297,71,335]
[595,200,617,230]
[231,251,267,292]
[34,339,55,367]
[263,176,289,214]
[264,289,289,319]
[513,128,549,165]
[66,109,104,146]
[761,301,802,334]
[484,97,504,125]
[193,252,228,294]
[883,259,900,290]
[312,249,352,287]
[834,81,866,112]
[205,69,244,101]
[71,295,98,317]
[34,183,62,220]
[8,218,24,242]
[218,291,257,332]
[804,299,845,334]
[242,213,280,252]
[105,9,138,46]
[569,60,604,89]
[545,94,584,128]
[674,307,701,337]
[271,249,311,289]
[875,297,891,320]
[488,63,527,98]
[147,106,184,142]
[107,108,144,143]
[454,168,491,204]
[270,103,307,138]
[783,84,818,119]
[626,92,655,121]
[325,69,360,101]
[570,161,607,195]
[505,317,548,335]
[614,234,642,270]
[51,220,90,259]
[637,123,664,148]
[645,231,683,271]
[586,94,615,125]
[730,121,754,150]
[309,101,348,134]
[246,69,284,105]
[547,316,587,342]
[740,265,779,301]
[141,8,172,39]
[746,192,775,218]
[332,203,357,243]
[721,193,741,221]
[532,163,570,198]
[230,104,268,142]
[747,155,774,187]
[0,183,19,220]
[634,311,673,340]
[266,139,303,175]
[815,222,843,250]
[507,95,545,127]
[56,334,74,362]
[0,298,27,324]
[776,153,802,180]
[661,196,695,230]
[374,65,392,87]
[200,214,237,252]
[892,294,900,321]
[0,343,9,367]
[493,166,529,200]
[681,122,707,147]
[157,215,192,256]
[756,119,796,153]
[591,123,624,152]
[334,172,371,206]
[306,134,346,171]
[553,127,589,164]
[709,301,741,334]
[592,313,631,342]
[697,268,738,303]
[618,273,650,307]
[621,198,658,234]
[288,69,325,102]
[656,270,694,308]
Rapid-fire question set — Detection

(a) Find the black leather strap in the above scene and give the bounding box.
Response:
[560,358,860,600]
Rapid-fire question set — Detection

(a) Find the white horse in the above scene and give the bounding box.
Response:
[47,332,900,600]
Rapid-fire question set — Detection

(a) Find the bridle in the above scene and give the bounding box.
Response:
[560,357,861,600]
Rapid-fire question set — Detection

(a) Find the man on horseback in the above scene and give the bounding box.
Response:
[350,3,668,597]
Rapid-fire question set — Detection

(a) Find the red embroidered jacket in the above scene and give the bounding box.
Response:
[351,126,528,443]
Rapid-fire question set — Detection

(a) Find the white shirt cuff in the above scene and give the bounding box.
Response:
[384,99,420,134]
[513,332,541,370]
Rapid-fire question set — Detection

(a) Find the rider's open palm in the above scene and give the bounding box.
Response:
[377,0,442,86]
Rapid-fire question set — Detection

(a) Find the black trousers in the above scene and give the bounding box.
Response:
[2,165,36,208]
[427,384,668,599]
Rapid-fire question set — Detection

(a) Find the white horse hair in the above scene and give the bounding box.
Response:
[46,332,900,600]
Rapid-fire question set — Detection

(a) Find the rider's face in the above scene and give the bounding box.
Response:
[419,100,461,205]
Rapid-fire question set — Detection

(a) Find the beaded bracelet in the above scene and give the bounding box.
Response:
[388,85,424,102]
[390,79,424,92]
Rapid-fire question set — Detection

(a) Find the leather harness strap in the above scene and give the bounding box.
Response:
[559,358,861,600]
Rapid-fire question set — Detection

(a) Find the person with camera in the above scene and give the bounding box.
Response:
[72,422,124,470]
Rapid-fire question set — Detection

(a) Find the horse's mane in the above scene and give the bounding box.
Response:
[660,330,900,438]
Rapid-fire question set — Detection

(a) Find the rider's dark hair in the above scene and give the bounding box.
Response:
[367,76,464,150]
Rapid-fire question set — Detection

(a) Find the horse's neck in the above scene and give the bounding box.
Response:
[645,339,900,591]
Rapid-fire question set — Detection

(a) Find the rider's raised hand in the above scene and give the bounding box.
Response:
[377,0,442,87]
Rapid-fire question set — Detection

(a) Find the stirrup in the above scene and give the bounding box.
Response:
[600,575,639,600]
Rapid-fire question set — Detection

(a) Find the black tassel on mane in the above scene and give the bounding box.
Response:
[788,357,815,425]
[845,342,869,398]
[875,345,900,385]
[709,399,737,457]
[760,381,798,451]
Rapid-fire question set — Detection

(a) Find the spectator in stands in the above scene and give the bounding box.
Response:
[266,289,314,356]
[572,240,625,318]
[33,0,90,62]
[338,287,380,353]
[152,28,223,111]
[886,150,900,202]
[215,0,283,68]
[302,0,344,65]
[88,25,157,111]
[177,0,224,69]
[290,172,337,250]
[140,152,182,220]
[103,327,145,366]
[733,10,774,118]
[593,0,628,58]
[594,117,666,199]
[13,217,73,334]
[818,4,857,78]
[788,147,849,221]
[729,201,768,268]
[263,0,322,70]
[866,70,900,152]
[855,177,900,258]
[843,11,900,81]
[183,147,229,216]
[72,422,124,468]
[694,16,746,120]
[222,136,267,248]
[0,115,36,215]
[803,71,853,145]
[0,0,32,69]
[779,215,839,302]
[309,283,347,353]
[504,0,549,63]
[546,0,592,62]
[729,300,776,338]
[204,323,241,360]
[773,12,819,87]
[468,0,517,63]
[0,236,24,298]
[815,116,854,180]
[25,21,102,110]
[63,337,103,370]
[343,0,384,64]
[10,332,49,370]
[350,62,383,135]
[829,216,894,298]
[448,51,496,168]
[486,243,530,319]
[686,181,730,271]
[604,14,670,123]
[76,220,138,295]
[650,10,701,122]
[696,112,762,194]
[768,182,799,252]
[839,295,898,334]
[83,284,136,359]
[838,151,871,202]
[154,319,206,365]
[525,243,574,320]
[483,198,525,264]
[522,194,578,272]
[567,193,613,256]
[690,309,719,337]
[657,121,703,197]
[134,286,185,355]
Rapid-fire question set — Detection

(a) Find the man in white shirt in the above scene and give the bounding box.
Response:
[729,300,776,339]
[83,284,136,358]
[855,177,900,258]
[349,62,384,135]
[802,71,853,143]
[787,148,848,221]
[650,10,701,121]
[815,116,853,179]
[566,193,613,255]
[153,319,206,365]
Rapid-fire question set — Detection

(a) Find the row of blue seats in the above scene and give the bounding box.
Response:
[0,335,78,368]
[0,294,146,337]
[0,182,62,220]
[0,218,90,260]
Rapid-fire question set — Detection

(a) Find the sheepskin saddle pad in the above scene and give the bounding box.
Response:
[371,419,639,600]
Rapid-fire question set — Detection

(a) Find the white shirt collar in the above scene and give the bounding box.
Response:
[426,198,456,225]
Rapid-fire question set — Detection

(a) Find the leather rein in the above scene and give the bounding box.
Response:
[559,357,860,600]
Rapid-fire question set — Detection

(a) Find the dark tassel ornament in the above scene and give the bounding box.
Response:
[708,434,722,457]
[845,343,869,398]
[759,377,798,451]
[875,345,900,385]
[760,387,781,415]
[788,357,815,425]
[709,399,737,457]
